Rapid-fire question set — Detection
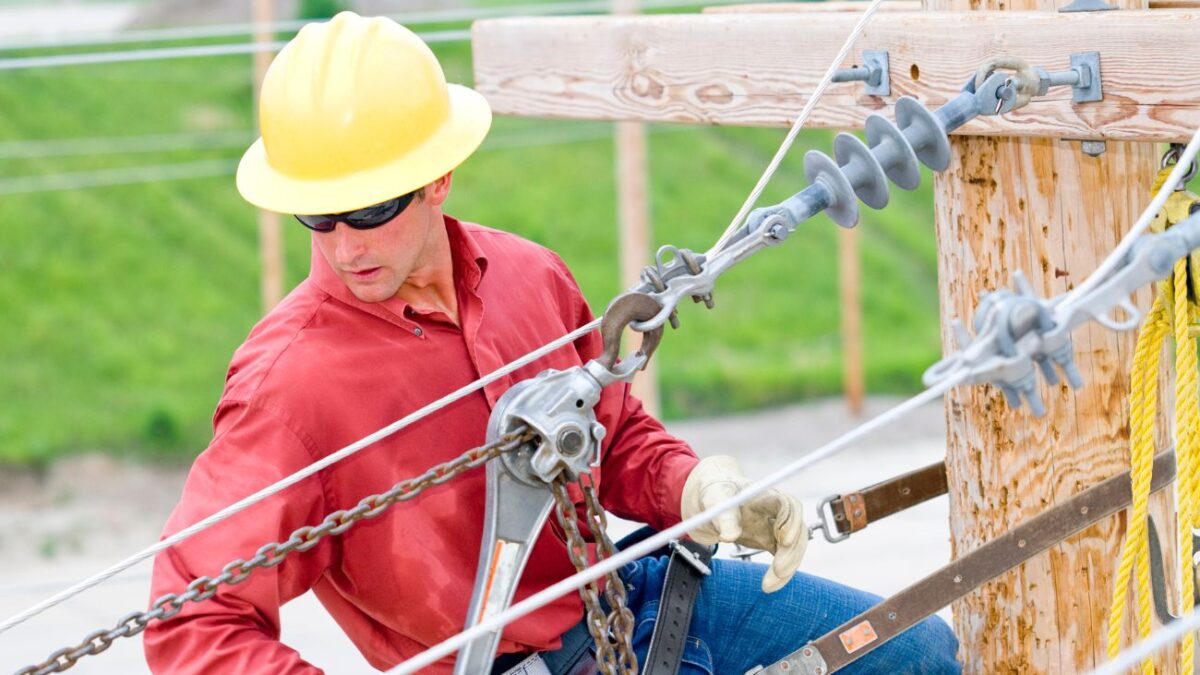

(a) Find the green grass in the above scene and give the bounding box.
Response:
[0,19,941,465]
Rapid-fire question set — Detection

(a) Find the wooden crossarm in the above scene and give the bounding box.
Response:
[472,10,1200,141]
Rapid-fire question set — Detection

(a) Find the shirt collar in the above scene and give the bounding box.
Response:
[308,213,489,324]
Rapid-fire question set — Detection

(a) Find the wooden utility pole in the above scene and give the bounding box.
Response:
[919,0,1172,670]
[254,0,284,312]
[613,0,661,417]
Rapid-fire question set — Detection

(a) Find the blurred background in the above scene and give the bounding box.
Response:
[0,0,948,671]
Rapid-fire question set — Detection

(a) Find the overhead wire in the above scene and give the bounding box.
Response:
[1094,607,1200,675]
[0,320,600,636]
[388,376,965,673]
[0,124,696,195]
[706,0,890,255]
[0,0,769,52]
[0,130,252,159]
[387,125,1200,673]
[0,29,469,71]
[0,0,879,645]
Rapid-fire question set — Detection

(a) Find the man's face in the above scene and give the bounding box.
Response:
[312,176,450,303]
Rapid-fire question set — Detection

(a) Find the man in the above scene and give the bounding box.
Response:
[146,12,960,674]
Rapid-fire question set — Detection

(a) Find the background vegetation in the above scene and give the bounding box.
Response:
[0,1,941,465]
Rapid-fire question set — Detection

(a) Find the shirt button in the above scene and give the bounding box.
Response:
[413,327,423,337]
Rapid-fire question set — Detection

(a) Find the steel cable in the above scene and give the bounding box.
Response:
[0,320,598,635]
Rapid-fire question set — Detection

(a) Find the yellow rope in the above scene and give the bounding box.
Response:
[1107,168,1200,673]
[1107,295,1168,673]
[1172,262,1200,675]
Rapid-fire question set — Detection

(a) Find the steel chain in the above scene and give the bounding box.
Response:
[550,477,638,675]
[14,429,533,675]
[579,474,638,672]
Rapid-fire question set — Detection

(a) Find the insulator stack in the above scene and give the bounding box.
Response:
[804,95,953,228]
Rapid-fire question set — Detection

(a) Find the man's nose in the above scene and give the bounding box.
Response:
[330,225,367,263]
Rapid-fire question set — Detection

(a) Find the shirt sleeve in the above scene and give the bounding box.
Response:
[144,400,336,675]
[546,252,700,531]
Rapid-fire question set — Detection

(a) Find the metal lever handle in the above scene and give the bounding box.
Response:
[456,460,557,674]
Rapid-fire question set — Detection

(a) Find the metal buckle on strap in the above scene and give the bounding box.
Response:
[809,495,850,544]
[669,541,713,576]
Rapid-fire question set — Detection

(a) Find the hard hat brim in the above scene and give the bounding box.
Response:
[235,84,492,215]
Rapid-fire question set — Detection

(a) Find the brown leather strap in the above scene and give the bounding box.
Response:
[829,461,948,535]
[756,450,1176,675]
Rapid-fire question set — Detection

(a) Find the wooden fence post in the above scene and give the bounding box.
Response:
[613,0,661,417]
[254,0,283,312]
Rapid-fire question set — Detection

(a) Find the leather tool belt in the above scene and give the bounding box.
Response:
[750,450,1176,675]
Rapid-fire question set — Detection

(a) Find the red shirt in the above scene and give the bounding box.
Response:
[144,216,699,673]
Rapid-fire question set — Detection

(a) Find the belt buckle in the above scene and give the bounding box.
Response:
[669,540,713,576]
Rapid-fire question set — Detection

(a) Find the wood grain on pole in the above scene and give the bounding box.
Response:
[613,0,661,417]
[254,0,283,312]
[472,11,1200,142]
[917,0,1175,671]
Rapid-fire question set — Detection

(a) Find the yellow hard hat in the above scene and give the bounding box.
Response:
[236,11,492,215]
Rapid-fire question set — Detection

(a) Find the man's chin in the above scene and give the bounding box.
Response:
[346,282,396,304]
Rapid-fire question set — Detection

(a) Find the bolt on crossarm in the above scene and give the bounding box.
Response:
[617,58,1089,337]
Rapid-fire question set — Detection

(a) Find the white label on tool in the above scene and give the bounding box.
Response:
[478,540,523,622]
[500,653,552,675]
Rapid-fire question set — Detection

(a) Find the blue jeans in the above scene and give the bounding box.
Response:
[612,555,961,675]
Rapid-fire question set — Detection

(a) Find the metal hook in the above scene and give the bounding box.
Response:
[1162,143,1198,191]
[598,292,665,373]
[1148,513,1200,623]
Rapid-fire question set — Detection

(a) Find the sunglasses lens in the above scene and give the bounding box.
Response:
[343,192,415,229]
[294,191,417,233]
[294,215,337,232]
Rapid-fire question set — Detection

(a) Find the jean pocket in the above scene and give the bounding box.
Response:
[632,602,715,675]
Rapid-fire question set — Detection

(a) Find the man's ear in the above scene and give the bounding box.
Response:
[425,172,453,207]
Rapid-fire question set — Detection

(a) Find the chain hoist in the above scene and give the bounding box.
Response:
[15,429,533,675]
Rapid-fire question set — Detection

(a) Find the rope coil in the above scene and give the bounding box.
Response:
[1107,166,1200,674]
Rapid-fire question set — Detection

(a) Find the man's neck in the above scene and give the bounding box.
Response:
[396,216,459,325]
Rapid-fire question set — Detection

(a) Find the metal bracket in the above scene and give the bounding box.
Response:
[831,50,891,97]
[1059,0,1118,12]
[1032,52,1103,104]
[669,541,714,576]
[745,644,830,675]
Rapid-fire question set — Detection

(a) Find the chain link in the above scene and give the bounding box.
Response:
[14,429,532,675]
[550,476,638,675]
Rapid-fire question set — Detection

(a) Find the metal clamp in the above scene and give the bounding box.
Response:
[809,495,851,544]
[923,212,1200,415]
[831,50,890,97]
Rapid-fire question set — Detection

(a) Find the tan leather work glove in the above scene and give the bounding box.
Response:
[680,455,808,593]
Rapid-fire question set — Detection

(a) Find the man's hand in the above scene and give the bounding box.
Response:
[680,455,808,593]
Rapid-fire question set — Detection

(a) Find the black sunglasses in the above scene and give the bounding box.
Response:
[294,191,417,233]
